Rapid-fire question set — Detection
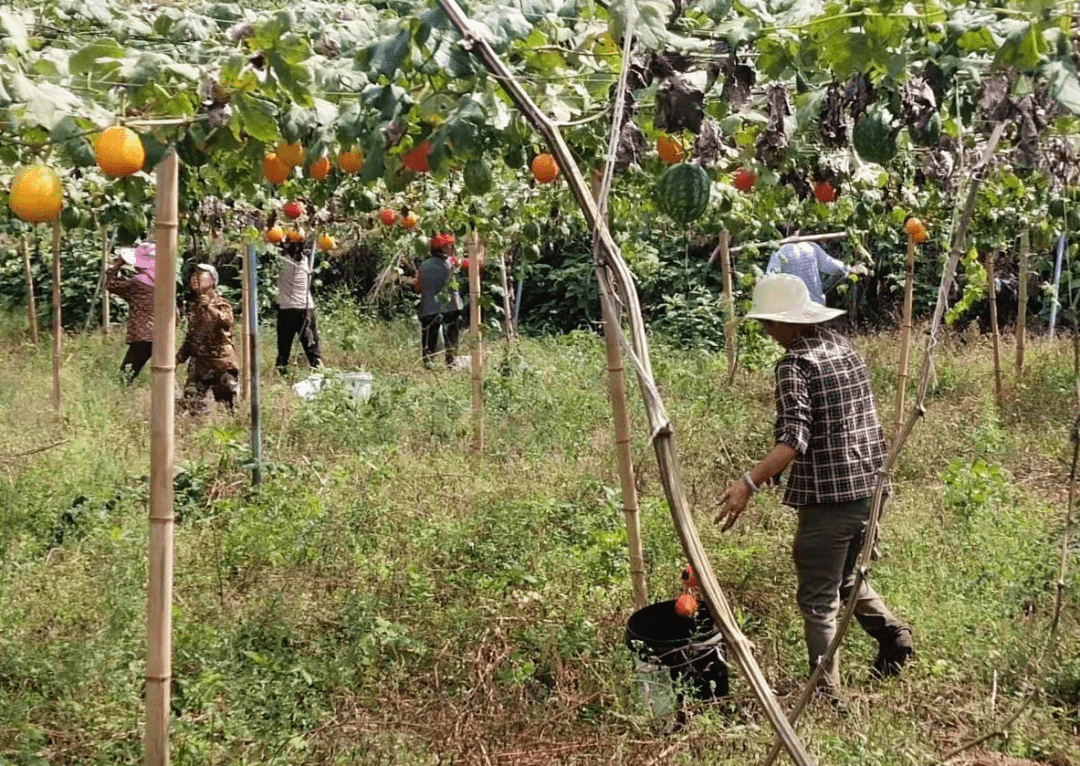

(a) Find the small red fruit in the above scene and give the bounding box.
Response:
[283,200,304,220]
[402,212,418,230]
[266,226,285,244]
[379,208,397,226]
[461,257,471,271]
[733,168,756,192]
[402,141,432,173]
[814,181,837,203]
[675,593,698,618]
[681,565,700,589]
[905,217,929,243]
[531,153,559,184]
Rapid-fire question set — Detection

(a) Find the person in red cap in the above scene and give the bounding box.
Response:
[413,233,463,367]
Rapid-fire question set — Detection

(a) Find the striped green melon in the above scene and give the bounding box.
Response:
[463,160,493,195]
[656,163,711,224]
[852,105,899,165]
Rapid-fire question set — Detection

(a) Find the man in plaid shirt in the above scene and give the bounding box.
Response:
[715,273,912,704]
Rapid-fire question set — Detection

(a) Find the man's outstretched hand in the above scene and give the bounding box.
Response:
[715,480,752,531]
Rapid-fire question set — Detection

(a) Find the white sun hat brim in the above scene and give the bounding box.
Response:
[744,303,846,324]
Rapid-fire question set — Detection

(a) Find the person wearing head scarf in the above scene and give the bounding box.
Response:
[766,241,850,305]
[413,233,463,367]
[713,273,912,708]
[105,242,156,383]
[275,237,322,375]
[177,264,239,415]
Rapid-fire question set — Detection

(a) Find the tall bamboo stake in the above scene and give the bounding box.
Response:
[591,170,647,610]
[987,251,1003,401]
[467,231,484,451]
[50,219,62,413]
[102,225,111,333]
[719,231,737,383]
[22,235,38,344]
[240,253,251,401]
[246,244,262,486]
[498,253,515,340]
[1016,230,1029,378]
[145,150,179,766]
[439,3,813,762]
[892,234,917,440]
[762,119,1008,766]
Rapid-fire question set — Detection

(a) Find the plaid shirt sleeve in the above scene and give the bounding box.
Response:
[774,357,812,454]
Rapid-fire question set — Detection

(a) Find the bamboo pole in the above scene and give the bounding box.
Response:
[50,219,61,413]
[591,168,648,610]
[145,150,179,766]
[102,225,111,333]
[719,231,737,383]
[498,253,515,340]
[240,253,251,401]
[987,251,1003,401]
[246,244,262,486]
[762,119,1009,766]
[892,234,917,440]
[438,3,813,762]
[467,231,484,451]
[1016,230,1029,378]
[22,235,38,344]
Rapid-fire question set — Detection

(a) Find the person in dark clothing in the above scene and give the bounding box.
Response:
[414,233,463,368]
[106,242,156,383]
[177,264,239,415]
[714,273,913,706]
[275,239,322,375]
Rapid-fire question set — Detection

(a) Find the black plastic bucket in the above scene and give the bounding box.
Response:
[625,600,729,700]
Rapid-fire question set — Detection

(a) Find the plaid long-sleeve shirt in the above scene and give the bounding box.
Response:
[773,326,890,506]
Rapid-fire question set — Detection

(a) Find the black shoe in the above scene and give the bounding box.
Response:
[871,628,913,679]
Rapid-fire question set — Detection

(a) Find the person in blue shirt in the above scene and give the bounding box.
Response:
[766,242,850,305]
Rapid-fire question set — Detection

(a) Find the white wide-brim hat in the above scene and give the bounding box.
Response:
[744,272,845,324]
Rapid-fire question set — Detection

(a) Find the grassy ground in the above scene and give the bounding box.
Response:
[0,304,1078,766]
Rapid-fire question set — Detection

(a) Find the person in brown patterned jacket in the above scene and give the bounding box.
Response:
[177,264,239,415]
[106,242,156,383]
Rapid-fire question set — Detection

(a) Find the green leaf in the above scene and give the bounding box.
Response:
[281,105,316,143]
[50,117,96,168]
[0,10,30,53]
[267,51,313,107]
[1043,59,1080,115]
[233,92,280,143]
[993,20,1044,72]
[366,29,413,79]
[68,39,127,77]
[608,0,674,49]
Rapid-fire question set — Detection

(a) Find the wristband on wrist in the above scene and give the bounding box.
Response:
[742,472,759,493]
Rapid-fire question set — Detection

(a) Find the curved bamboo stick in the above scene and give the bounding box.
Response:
[438,3,814,763]
[762,119,1008,766]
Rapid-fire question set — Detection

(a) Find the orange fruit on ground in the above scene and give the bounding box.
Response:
[308,156,330,180]
[402,212,418,230]
[276,141,304,168]
[9,166,63,223]
[262,153,290,185]
[318,234,336,251]
[681,565,701,589]
[905,217,929,243]
[379,208,397,226]
[531,153,559,184]
[267,226,285,244]
[339,149,364,174]
[95,125,145,178]
[286,229,305,242]
[657,135,686,165]
[675,592,698,617]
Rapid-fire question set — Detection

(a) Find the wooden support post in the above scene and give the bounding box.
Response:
[102,225,111,333]
[719,231,736,383]
[246,244,262,486]
[498,252,514,340]
[893,234,917,441]
[50,219,62,413]
[22,235,38,344]
[145,150,179,766]
[987,251,1003,401]
[240,254,251,401]
[468,232,484,451]
[1017,231,1029,378]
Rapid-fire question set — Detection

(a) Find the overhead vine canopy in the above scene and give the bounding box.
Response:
[1,0,1078,247]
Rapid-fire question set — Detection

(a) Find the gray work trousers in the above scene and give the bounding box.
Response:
[792,497,908,693]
